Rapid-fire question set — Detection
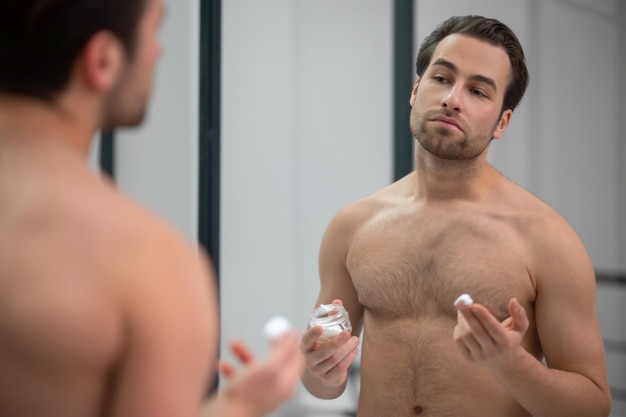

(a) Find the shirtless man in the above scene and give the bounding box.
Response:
[300,15,611,417]
[0,0,299,416]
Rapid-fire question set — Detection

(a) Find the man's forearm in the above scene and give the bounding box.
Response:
[491,350,611,417]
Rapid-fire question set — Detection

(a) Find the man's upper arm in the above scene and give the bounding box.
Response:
[315,203,366,336]
[533,220,609,391]
[108,226,218,417]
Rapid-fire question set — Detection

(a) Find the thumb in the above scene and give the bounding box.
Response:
[508,298,529,333]
[269,332,299,364]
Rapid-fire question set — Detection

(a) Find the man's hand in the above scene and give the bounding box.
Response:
[453,297,529,370]
[217,332,301,417]
[300,299,360,388]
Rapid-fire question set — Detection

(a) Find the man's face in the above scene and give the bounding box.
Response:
[102,0,164,128]
[409,34,513,161]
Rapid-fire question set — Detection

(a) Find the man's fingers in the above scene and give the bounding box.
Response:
[455,304,505,356]
[269,332,300,362]
[509,298,529,333]
[300,326,324,352]
[277,334,302,379]
[219,361,235,378]
[310,335,359,374]
[229,340,255,364]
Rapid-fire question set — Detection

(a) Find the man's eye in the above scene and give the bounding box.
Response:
[471,88,486,97]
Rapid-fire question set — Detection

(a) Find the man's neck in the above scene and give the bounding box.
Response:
[0,93,96,157]
[413,148,499,202]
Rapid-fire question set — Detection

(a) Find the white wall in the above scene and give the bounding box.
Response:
[114,0,200,242]
[530,0,621,273]
[221,1,392,412]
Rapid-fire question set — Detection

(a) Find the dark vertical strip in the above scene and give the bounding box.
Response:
[199,0,221,285]
[199,0,221,395]
[615,1,626,273]
[99,131,115,180]
[393,0,415,181]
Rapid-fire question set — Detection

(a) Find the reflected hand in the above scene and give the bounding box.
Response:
[453,297,529,370]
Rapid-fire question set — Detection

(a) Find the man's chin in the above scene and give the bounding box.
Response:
[101,110,147,131]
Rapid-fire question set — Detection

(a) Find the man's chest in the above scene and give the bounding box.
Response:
[345,212,535,320]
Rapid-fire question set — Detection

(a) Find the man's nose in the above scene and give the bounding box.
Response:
[441,86,462,111]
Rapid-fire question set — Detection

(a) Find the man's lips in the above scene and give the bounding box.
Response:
[430,116,463,132]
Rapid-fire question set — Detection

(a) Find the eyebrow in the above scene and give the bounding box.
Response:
[431,58,498,92]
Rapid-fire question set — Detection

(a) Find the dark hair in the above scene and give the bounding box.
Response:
[0,0,147,101]
[415,15,529,112]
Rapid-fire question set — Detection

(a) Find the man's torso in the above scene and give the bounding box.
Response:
[346,178,549,416]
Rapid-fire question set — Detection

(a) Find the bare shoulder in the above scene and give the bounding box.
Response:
[92,177,213,289]
[498,178,592,282]
[74,175,218,415]
[68,172,217,332]
[324,173,413,243]
[0,164,216,415]
[0,160,216,344]
[99,183,218,416]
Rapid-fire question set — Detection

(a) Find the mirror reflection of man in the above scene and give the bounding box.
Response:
[300,15,611,417]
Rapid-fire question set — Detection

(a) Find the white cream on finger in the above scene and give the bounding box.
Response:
[263,315,292,341]
[454,293,474,307]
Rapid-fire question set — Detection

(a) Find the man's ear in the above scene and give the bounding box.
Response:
[78,31,124,92]
[493,109,513,140]
[409,77,420,106]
